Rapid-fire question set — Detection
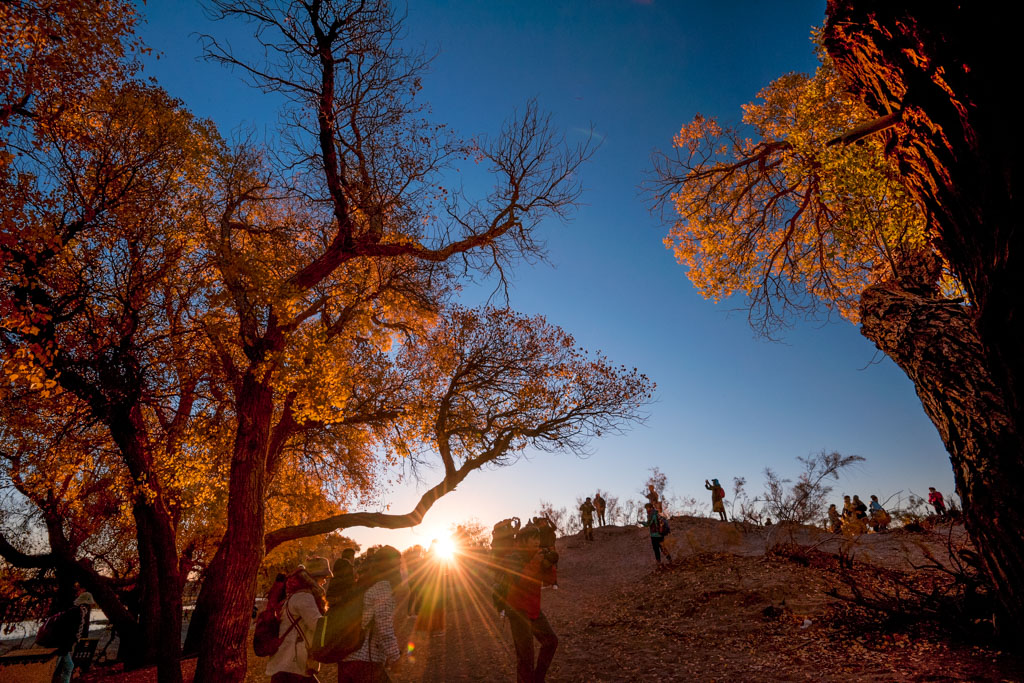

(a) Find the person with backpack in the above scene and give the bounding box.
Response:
[579,497,595,541]
[338,546,402,683]
[42,590,92,683]
[266,564,330,682]
[868,495,891,532]
[593,493,606,527]
[705,478,727,522]
[505,524,559,683]
[640,502,673,566]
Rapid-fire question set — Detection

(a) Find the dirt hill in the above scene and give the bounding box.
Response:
[10,517,1022,682]
[386,517,1023,682]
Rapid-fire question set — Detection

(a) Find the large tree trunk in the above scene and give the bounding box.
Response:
[858,258,1024,631]
[192,373,273,683]
[107,405,184,683]
[826,0,1024,629]
[126,436,185,681]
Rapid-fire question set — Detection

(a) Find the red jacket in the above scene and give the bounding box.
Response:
[929,491,945,506]
[506,550,557,619]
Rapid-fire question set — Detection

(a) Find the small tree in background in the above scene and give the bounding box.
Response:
[761,451,864,524]
[536,501,569,536]
[450,519,489,547]
[730,476,764,525]
[665,494,703,518]
[620,498,646,525]
[644,467,668,502]
[595,489,619,525]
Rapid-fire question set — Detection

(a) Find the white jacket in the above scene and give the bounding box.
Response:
[265,590,322,677]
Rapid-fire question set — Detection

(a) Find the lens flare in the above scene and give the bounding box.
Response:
[434,535,457,562]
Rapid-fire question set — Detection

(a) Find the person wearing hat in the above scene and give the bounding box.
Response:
[705,479,727,522]
[266,560,331,682]
[50,590,93,683]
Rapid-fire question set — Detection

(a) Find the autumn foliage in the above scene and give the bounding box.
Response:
[1,2,651,681]
[651,48,938,333]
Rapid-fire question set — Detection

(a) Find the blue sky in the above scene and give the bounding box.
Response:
[136,0,954,550]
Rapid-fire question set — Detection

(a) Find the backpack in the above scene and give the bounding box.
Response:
[530,516,557,549]
[252,601,294,657]
[308,585,371,663]
[491,517,520,553]
[35,606,82,649]
[490,551,526,613]
[654,513,671,536]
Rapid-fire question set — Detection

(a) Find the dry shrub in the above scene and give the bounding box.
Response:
[825,535,1009,644]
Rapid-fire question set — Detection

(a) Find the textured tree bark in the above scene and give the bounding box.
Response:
[826,0,1024,627]
[192,373,273,683]
[107,405,184,683]
[858,261,1024,629]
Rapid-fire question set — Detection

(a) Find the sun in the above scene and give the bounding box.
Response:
[433,536,457,562]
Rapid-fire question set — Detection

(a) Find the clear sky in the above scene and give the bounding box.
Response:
[135,0,954,551]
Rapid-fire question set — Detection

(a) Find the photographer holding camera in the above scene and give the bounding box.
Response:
[504,524,559,683]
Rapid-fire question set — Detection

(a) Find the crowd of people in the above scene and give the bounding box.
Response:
[825,487,949,535]
[263,548,402,683]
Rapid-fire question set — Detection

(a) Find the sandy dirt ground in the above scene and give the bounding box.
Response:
[6,518,1021,683]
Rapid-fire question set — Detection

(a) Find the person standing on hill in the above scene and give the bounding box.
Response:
[928,487,947,517]
[852,495,868,518]
[841,495,854,519]
[705,478,727,522]
[868,495,891,532]
[645,484,662,513]
[506,525,559,683]
[640,502,673,566]
[579,497,596,541]
[827,504,842,533]
[593,492,607,527]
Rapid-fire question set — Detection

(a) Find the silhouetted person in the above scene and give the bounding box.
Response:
[645,484,662,513]
[827,504,842,533]
[579,497,595,541]
[327,556,356,608]
[49,591,93,683]
[640,502,672,566]
[339,546,402,683]
[705,478,727,521]
[593,492,607,527]
[928,487,946,517]
[506,525,558,683]
[868,495,890,532]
